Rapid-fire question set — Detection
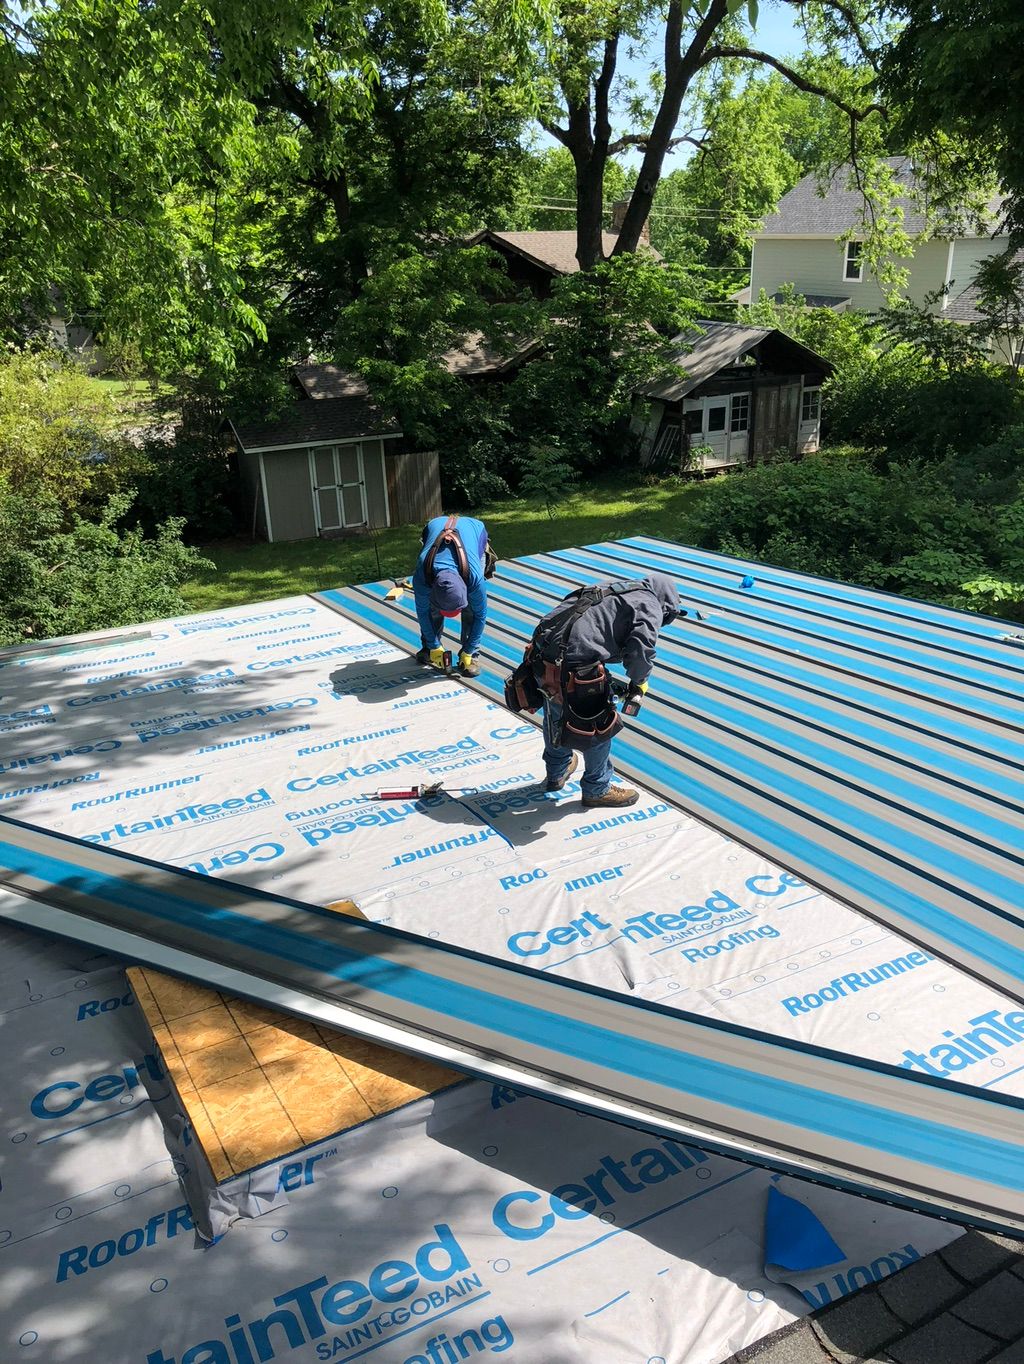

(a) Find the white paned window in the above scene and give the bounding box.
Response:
[730,393,750,433]
[844,241,864,282]
[801,388,821,423]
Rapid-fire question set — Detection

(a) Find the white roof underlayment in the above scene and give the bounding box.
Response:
[4,589,1022,1363]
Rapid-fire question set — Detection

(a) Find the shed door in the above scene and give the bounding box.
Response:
[309,445,367,532]
[682,395,750,470]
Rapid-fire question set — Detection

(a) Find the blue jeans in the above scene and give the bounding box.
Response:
[427,606,476,655]
[543,699,614,800]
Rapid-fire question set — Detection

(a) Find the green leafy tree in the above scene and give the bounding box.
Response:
[880,295,990,372]
[971,250,1024,370]
[740,286,881,370]
[503,146,635,231]
[882,0,1024,242]
[503,252,695,469]
[0,349,145,510]
[536,1,887,269]
[0,482,212,645]
[1,0,546,383]
[518,442,579,516]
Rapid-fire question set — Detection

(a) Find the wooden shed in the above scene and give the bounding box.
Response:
[229,396,441,543]
[633,322,833,474]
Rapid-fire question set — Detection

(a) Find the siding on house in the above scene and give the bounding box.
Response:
[263,450,316,542]
[749,236,951,313]
[947,236,1013,305]
[361,440,389,529]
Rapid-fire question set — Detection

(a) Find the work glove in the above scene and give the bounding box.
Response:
[459,652,481,678]
[429,648,446,669]
[636,680,649,695]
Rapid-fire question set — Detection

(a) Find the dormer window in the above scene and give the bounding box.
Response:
[844,241,864,282]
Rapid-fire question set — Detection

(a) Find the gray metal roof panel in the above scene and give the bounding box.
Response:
[636,321,774,401]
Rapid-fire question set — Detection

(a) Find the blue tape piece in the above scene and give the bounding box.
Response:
[764,1185,845,1273]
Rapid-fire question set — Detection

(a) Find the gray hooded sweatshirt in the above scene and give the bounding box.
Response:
[556,574,680,687]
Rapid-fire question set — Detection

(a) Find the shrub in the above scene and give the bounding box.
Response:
[126,434,238,542]
[0,480,213,645]
[826,349,1022,464]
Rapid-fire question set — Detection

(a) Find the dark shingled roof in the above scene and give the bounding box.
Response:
[635,320,832,403]
[944,250,1024,323]
[783,292,852,310]
[721,1231,1024,1364]
[760,157,1004,238]
[730,287,851,310]
[293,333,542,400]
[230,396,401,453]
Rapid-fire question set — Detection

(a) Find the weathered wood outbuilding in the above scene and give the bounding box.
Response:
[633,321,833,474]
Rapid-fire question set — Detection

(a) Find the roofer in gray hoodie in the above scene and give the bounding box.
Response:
[530,574,680,809]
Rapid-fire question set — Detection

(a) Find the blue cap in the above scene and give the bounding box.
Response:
[431,571,468,616]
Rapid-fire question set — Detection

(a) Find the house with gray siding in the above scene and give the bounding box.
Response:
[746,159,1011,334]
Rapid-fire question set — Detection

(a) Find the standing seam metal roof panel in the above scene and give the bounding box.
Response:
[3,815,1024,1237]
[316,535,1024,1007]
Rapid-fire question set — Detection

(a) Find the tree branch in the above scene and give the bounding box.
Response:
[702,45,885,121]
[608,133,707,156]
[782,0,880,72]
[539,117,570,148]
[593,35,619,149]
[612,0,729,255]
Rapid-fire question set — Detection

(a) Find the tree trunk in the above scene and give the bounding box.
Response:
[323,171,370,288]
[575,154,606,270]
[613,0,729,256]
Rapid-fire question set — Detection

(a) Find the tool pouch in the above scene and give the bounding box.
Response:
[560,664,623,752]
[503,651,543,714]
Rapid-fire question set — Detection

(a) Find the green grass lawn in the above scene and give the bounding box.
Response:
[183,474,707,612]
[94,375,180,423]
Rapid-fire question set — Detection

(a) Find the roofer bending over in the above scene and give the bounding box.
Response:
[412,514,493,678]
[504,575,680,809]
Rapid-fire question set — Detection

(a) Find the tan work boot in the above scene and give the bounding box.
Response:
[582,785,639,809]
[544,753,579,792]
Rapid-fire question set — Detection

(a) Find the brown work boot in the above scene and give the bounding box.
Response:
[544,753,579,792]
[582,785,639,809]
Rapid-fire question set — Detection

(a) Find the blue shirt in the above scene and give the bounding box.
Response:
[412,515,489,653]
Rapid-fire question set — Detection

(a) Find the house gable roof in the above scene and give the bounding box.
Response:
[468,230,661,276]
[230,396,401,454]
[636,320,833,403]
[293,332,542,401]
[759,157,1004,239]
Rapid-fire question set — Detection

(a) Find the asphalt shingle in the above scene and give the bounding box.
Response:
[725,1322,830,1363]
[809,1288,903,1362]
[939,1232,1021,1284]
[230,396,401,452]
[876,1256,964,1325]
[988,1344,1024,1363]
[878,1313,999,1364]
[951,1270,1024,1341]
[758,157,1004,237]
